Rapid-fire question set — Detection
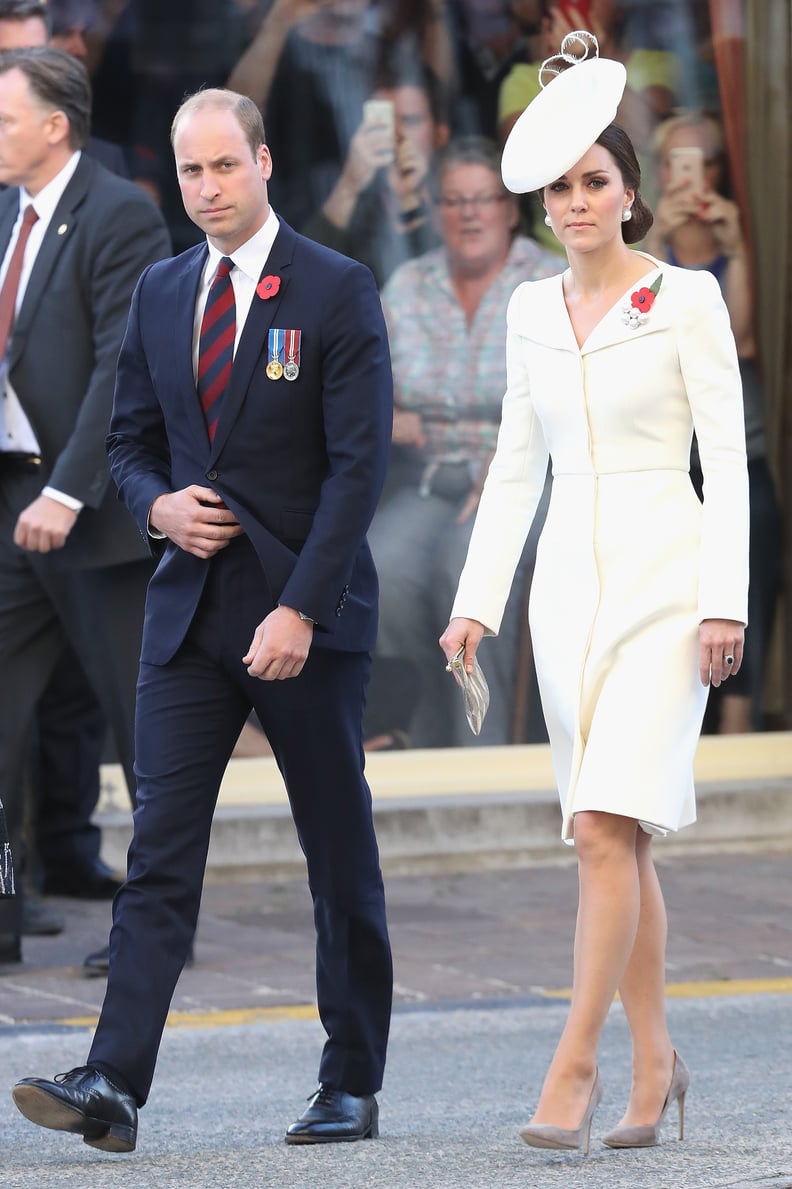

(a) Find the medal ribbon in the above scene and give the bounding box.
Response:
[268,328,284,366]
[285,329,301,365]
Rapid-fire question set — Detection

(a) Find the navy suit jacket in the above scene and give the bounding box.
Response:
[107,218,394,665]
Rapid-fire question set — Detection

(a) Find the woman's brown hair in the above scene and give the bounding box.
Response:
[595,123,654,244]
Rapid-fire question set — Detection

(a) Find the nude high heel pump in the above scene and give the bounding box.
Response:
[601,1051,690,1149]
[519,1070,603,1156]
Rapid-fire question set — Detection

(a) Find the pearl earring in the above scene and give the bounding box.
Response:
[544,213,552,227]
[622,208,633,222]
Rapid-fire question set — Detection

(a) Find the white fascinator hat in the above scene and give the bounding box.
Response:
[501,31,627,194]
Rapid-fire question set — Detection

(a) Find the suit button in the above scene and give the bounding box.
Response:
[206,469,218,481]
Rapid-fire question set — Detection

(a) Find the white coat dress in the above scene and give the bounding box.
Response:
[451,253,749,843]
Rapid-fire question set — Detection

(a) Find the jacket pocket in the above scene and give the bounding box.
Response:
[280,509,314,543]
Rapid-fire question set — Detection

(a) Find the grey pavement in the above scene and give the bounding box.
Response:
[1,994,791,1188]
[2,851,792,1022]
[1,849,792,1186]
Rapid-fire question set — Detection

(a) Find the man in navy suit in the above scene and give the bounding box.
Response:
[13,86,394,1150]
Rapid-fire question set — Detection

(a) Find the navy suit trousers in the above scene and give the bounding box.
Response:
[88,537,393,1104]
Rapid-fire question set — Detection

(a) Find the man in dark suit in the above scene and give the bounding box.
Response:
[13,86,394,1150]
[0,47,170,964]
[0,0,133,928]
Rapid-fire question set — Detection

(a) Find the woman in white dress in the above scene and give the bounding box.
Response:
[441,35,749,1156]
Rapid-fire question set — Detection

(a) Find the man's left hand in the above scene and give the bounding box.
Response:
[243,605,313,680]
[14,495,78,553]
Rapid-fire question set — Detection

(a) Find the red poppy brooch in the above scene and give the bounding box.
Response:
[256,274,281,300]
[621,273,663,329]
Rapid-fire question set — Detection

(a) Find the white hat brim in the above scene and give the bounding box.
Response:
[501,57,627,194]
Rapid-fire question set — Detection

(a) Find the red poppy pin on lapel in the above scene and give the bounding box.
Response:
[622,274,663,329]
[257,275,281,300]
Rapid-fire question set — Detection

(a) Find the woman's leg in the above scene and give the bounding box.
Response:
[613,829,675,1124]
[531,810,640,1128]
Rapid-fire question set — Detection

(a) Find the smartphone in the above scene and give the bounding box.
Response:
[557,1,592,25]
[362,99,395,140]
[668,145,704,192]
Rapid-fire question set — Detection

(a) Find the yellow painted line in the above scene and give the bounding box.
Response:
[665,977,792,998]
[43,977,792,1031]
[55,1004,319,1030]
[542,976,792,1002]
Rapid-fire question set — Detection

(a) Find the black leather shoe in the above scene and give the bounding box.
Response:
[285,1085,379,1144]
[83,940,195,978]
[42,858,124,900]
[21,894,65,936]
[0,932,21,964]
[12,1066,137,1152]
[82,943,111,978]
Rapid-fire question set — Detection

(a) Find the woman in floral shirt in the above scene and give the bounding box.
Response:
[369,135,563,748]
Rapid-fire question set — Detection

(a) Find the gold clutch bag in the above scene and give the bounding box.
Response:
[445,646,490,736]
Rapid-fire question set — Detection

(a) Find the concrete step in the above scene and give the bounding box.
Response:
[96,733,792,878]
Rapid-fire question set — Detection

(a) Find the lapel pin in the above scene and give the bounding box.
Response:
[57,223,68,236]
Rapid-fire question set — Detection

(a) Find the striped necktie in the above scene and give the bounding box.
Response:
[197,255,235,442]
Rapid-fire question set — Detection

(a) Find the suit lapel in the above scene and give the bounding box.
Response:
[175,244,210,446]
[0,200,18,268]
[208,220,297,463]
[8,157,95,368]
[520,254,668,356]
[581,257,667,355]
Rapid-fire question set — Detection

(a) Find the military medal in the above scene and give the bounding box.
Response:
[283,328,301,381]
[266,328,284,379]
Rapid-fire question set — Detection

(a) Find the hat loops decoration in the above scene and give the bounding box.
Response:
[539,30,600,89]
[500,31,626,194]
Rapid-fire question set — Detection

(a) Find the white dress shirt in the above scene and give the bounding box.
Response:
[191,209,281,377]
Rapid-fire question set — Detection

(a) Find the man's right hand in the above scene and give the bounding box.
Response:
[391,409,426,448]
[341,117,396,196]
[149,486,243,558]
[654,178,702,239]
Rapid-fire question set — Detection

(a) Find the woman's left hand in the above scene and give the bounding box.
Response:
[699,618,745,687]
[439,616,485,673]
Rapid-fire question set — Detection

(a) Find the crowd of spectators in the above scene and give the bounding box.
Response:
[18,0,782,746]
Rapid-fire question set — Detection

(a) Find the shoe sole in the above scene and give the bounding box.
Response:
[285,1129,378,1144]
[12,1085,136,1152]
